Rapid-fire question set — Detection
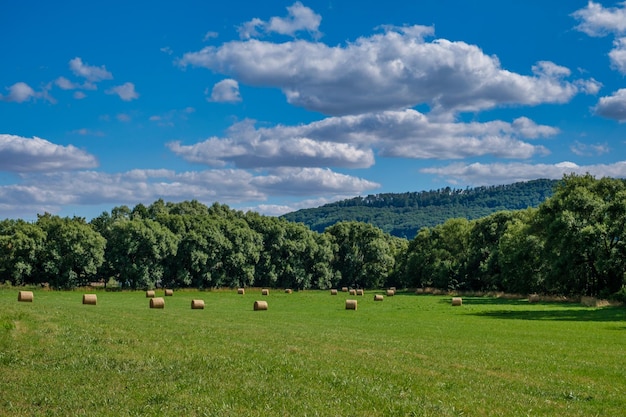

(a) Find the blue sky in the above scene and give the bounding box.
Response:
[2,1,626,220]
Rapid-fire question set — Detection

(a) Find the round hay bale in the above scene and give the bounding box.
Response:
[146,290,155,298]
[374,294,384,301]
[82,294,97,305]
[330,289,338,295]
[528,294,540,303]
[191,299,205,309]
[150,297,165,309]
[261,289,269,296]
[451,297,462,306]
[18,291,33,302]
[345,299,358,310]
[349,289,356,295]
[341,287,348,292]
[389,286,396,291]
[254,300,268,311]
[386,289,395,296]
[356,289,364,296]
[285,289,292,294]
[164,289,174,296]
[237,288,245,295]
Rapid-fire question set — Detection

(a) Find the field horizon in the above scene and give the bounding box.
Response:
[1,287,625,416]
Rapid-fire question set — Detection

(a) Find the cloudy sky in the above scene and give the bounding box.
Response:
[2,1,626,220]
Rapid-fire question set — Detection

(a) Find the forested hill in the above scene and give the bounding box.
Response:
[281,179,559,239]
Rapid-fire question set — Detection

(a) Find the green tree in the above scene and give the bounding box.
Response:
[325,221,395,289]
[0,219,45,285]
[36,214,106,289]
[465,211,518,291]
[106,217,179,289]
[497,208,545,294]
[403,218,471,290]
[536,174,626,296]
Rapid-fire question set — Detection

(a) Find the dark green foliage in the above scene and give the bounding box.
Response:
[281,179,557,238]
[2,176,626,298]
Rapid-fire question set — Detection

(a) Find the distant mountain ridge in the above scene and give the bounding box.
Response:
[280,179,559,239]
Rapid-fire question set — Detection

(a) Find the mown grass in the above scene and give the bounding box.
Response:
[0,288,625,416]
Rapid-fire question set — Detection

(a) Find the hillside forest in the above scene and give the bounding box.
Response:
[1,174,626,300]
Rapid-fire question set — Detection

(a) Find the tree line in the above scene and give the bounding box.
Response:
[1,174,625,299]
[281,179,557,238]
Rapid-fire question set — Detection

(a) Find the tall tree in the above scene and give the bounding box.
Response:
[536,174,626,296]
[325,221,395,289]
[0,219,45,285]
[106,217,179,289]
[36,214,106,289]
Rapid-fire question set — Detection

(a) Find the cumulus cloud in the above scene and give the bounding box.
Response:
[179,25,589,116]
[594,88,626,121]
[0,134,98,172]
[609,37,626,73]
[207,79,242,102]
[570,140,610,156]
[1,82,37,103]
[0,167,378,218]
[420,160,626,185]
[69,57,113,82]
[250,167,379,195]
[106,82,139,101]
[572,1,626,37]
[238,2,322,39]
[167,110,555,169]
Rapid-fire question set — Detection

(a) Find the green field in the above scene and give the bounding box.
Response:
[1,288,625,416]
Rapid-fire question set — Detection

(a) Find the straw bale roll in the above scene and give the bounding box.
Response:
[285,289,292,294]
[237,288,245,295]
[341,287,348,292]
[349,289,356,295]
[191,299,205,309]
[451,297,462,306]
[261,289,269,296]
[374,294,384,301]
[150,297,165,308]
[528,294,540,303]
[386,289,395,296]
[164,289,174,296]
[254,300,268,311]
[146,290,155,298]
[345,299,358,310]
[356,289,364,296]
[82,294,97,305]
[18,291,33,302]
[330,289,338,295]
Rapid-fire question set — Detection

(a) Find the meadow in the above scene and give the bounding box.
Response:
[0,288,625,417]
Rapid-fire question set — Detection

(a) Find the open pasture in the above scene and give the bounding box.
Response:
[1,288,625,416]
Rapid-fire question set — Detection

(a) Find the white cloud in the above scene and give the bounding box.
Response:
[572,1,626,37]
[594,88,626,121]
[0,134,98,172]
[238,2,322,39]
[609,37,626,73]
[167,110,555,169]
[250,167,379,195]
[69,57,113,82]
[1,82,37,103]
[179,26,588,116]
[203,31,218,41]
[570,140,609,156]
[420,160,626,185]
[106,82,139,101]
[0,167,378,218]
[207,79,242,103]
[73,91,87,99]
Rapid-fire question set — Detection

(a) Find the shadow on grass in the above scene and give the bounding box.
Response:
[472,306,625,322]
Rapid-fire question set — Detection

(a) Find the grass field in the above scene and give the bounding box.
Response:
[1,287,625,416]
